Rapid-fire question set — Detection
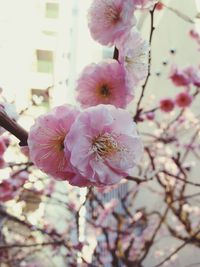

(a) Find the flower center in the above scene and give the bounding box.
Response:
[91,133,119,160]
[105,5,121,24]
[99,85,111,98]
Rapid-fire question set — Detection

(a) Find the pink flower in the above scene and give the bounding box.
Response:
[88,0,135,46]
[169,66,191,87]
[65,105,143,186]
[159,98,175,112]
[155,2,164,10]
[0,171,27,202]
[145,112,155,120]
[76,60,133,109]
[117,29,149,87]
[175,91,193,108]
[28,105,79,181]
[0,138,7,156]
[170,65,200,87]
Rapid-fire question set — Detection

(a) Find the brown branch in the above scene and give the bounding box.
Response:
[134,5,156,122]
[0,107,28,146]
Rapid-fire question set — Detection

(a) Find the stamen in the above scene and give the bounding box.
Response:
[91,133,121,160]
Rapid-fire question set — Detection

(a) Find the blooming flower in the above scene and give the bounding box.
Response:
[88,0,135,46]
[76,60,133,109]
[65,105,143,186]
[175,91,193,108]
[159,98,175,112]
[28,105,79,181]
[117,29,149,87]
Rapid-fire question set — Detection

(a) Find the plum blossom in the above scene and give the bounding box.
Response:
[0,171,27,202]
[76,60,133,108]
[175,91,193,108]
[170,65,200,87]
[28,105,79,181]
[117,29,149,87]
[159,98,175,112]
[65,105,143,186]
[88,0,135,46]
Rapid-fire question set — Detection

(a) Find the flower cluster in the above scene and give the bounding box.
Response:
[27,0,150,187]
[76,0,150,109]
[28,104,143,187]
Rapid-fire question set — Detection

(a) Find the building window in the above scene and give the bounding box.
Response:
[45,3,59,19]
[36,50,53,73]
[31,88,50,106]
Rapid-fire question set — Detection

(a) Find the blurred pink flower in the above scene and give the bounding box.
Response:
[117,29,149,87]
[76,60,133,108]
[65,105,143,186]
[0,171,27,202]
[155,2,164,10]
[28,105,79,181]
[170,65,200,87]
[159,98,175,112]
[145,112,155,120]
[175,91,193,108]
[88,0,135,46]
[0,137,7,156]
[170,66,191,87]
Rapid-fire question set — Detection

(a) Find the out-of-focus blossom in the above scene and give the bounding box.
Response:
[170,65,200,87]
[145,111,155,120]
[117,29,149,87]
[159,98,175,112]
[0,137,8,156]
[175,91,193,108]
[189,29,200,48]
[28,105,79,181]
[0,171,27,202]
[169,66,191,87]
[155,2,164,10]
[65,105,143,186]
[76,60,133,108]
[88,0,135,46]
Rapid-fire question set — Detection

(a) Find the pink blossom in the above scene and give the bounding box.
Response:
[159,98,175,113]
[117,29,149,87]
[0,137,7,156]
[88,0,135,46]
[65,105,143,186]
[155,2,164,10]
[145,112,155,120]
[169,66,191,87]
[170,65,200,87]
[189,29,200,48]
[76,60,133,109]
[28,105,79,181]
[175,91,193,108]
[0,171,27,202]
